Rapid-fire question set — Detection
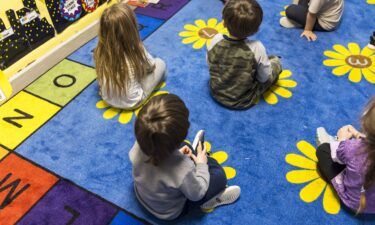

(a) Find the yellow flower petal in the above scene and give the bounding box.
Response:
[182,36,200,44]
[271,86,292,98]
[323,185,341,214]
[323,59,346,67]
[211,151,228,164]
[348,68,362,83]
[279,70,292,79]
[332,65,352,76]
[184,140,191,145]
[184,24,199,31]
[195,19,207,29]
[207,18,218,28]
[193,38,207,49]
[277,80,297,88]
[118,111,133,124]
[296,140,318,162]
[201,208,214,213]
[96,100,109,109]
[300,178,327,203]
[369,0,375,4]
[214,21,225,31]
[280,11,286,16]
[285,153,317,170]
[150,91,169,98]
[179,31,197,37]
[286,170,320,184]
[156,82,166,90]
[205,141,212,153]
[103,108,121,119]
[324,50,346,60]
[332,44,351,56]
[223,166,236,180]
[348,43,361,55]
[361,46,375,56]
[284,5,288,9]
[362,68,375,84]
[263,91,278,105]
[134,107,142,117]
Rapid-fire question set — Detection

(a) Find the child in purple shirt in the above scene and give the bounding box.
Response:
[316,96,375,214]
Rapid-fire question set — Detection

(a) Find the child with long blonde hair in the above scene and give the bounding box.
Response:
[316,96,375,214]
[94,1,166,109]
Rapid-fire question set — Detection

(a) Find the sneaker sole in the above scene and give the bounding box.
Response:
[192,130,204,151]
[201,188,241,210]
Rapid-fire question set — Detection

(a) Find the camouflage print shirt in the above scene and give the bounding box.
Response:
[207,34,273,109]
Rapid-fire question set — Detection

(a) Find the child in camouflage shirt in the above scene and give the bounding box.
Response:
[207,0,282,109]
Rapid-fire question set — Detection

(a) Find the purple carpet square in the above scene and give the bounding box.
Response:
[135,0,190,20]
[18,180,117,225]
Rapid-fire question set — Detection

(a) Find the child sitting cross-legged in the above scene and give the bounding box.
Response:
[129,94,241,220]
[280,0,344,41]
[94,1,166,109]
[316,96,375,214]
[207,0,282,109]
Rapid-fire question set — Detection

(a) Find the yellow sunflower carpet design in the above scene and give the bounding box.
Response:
[179,18,228,49]
[323,43,375,83]
[285,140,340,214]
[257,70,297,105]
[280,5,288,17]
[96,82,168,124]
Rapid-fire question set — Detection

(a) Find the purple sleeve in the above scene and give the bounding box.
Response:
[336,140,362,165]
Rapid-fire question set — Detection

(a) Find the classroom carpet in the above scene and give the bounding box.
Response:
[1,0,375,224]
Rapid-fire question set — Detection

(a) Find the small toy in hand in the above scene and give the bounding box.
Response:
[368,31,375,50]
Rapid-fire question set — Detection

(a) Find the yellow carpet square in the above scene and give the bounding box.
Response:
[0,91,61,149]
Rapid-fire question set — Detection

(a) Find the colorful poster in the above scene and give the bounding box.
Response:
[82,0,99,13]
[60,0,83,21]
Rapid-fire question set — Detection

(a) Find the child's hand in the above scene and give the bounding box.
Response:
[337,125,354,141]
[190,142,208,164]
[300,30,317,41]
[347,125,366,139]
[179,146,192,156]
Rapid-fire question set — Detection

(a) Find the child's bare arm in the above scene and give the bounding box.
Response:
[301,12,317,41]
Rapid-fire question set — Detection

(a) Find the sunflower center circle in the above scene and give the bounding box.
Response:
[198,28,218,39]
[345,55,372,68]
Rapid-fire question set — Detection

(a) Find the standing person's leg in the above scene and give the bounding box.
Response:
[316,143,346,182]
[142,58,167,96]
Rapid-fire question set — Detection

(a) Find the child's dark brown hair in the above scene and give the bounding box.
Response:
[357,96,375,214]
[222,0,263,38]
[134,94,190,166]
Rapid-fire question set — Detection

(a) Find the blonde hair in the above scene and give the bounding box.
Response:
[94,1,154,98]
[357,96,375,214]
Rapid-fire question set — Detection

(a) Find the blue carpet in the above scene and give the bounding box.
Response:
[16,0,375,224]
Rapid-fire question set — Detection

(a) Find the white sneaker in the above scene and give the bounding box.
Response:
[279,17,302,28]
[368,43,375,50]
[200,186,241,210]
[192,130,204,151]
[316,127,336,146]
